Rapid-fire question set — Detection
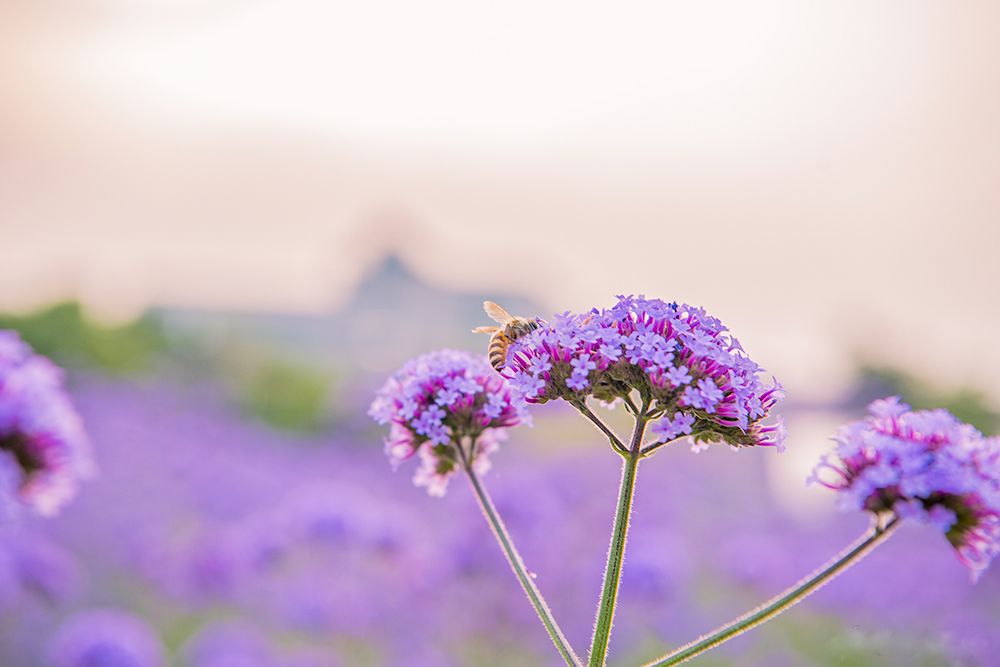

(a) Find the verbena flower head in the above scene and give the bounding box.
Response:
[0,331,94,516]
[368,349,530,496]
[811,397,1000,579]
[502,295,784,450]
[45,608,167,667]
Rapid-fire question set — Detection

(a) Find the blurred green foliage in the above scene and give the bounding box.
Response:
[454,636,547,667]
[859,365,1000,433]
[0,301,334,433]
[777,613,952,667]
[613,614,951,667]
[331,636,382,667]
[0,302,168,375]
[232,357,333,434]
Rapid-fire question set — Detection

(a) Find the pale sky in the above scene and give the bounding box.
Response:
[2,0,999,402]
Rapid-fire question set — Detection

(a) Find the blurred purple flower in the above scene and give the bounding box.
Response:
[369,349,530,496]
[182,621,275,667]
[45,608,166,667]
[10,532,81,603]
[811,397,1000,578]
[0,331,94,516]
[503,295,785,450]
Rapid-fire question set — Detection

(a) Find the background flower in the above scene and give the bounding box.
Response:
[811,397,1000,577]
[45,608,166,667]
[0,331,94,517]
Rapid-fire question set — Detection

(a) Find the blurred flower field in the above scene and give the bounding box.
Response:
[1,293,998,667]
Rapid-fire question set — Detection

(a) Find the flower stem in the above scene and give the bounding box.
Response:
[642,516,901,667]
[588,410,649,666]
[461,460,583,666]
[573,400,629,456]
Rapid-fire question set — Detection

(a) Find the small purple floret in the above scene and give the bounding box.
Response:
[649,412,696,443]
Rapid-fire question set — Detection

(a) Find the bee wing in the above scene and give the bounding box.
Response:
[472,326,499,334]
[483,300,516,325]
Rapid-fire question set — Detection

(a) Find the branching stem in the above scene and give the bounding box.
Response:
[573,400,629,457]
[642,516,901,667]
[458,444,583,666]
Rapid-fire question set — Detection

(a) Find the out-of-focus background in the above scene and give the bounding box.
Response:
[2,2,999,665]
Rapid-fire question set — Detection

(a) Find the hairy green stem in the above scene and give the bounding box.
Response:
[588,409,649,666]
[461,455,582,666]
[643,516,901,667]
[573,400,629,456]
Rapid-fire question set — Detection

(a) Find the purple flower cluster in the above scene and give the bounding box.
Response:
[0,331,94,516]
[368,349,530,495]
[503,295,784,449]
[811,397,1000,578]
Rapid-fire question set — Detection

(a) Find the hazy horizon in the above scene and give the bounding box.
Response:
[4,0,999,401]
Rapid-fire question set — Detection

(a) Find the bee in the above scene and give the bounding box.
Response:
[472,301,541,371]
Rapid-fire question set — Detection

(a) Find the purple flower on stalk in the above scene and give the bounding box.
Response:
[369,349,530,496]
[810,397,1000,579]
[45,608,166,667]
[501,295,784,450]
[0,331,94,517]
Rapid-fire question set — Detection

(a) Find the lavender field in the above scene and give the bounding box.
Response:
[1,291,998,667]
